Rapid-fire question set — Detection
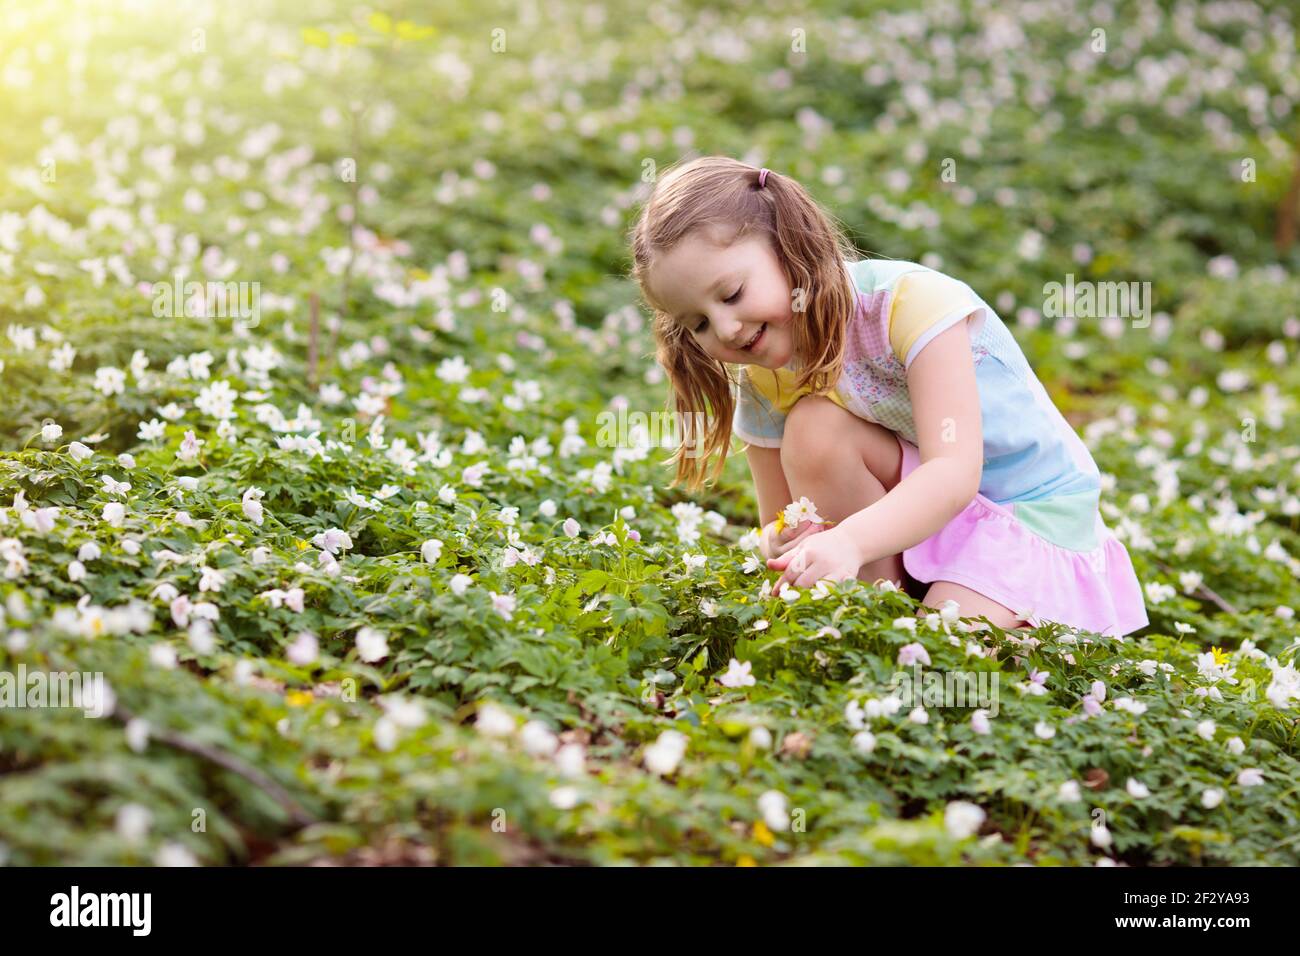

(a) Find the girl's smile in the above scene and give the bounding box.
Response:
[646,227,796,369]
[738,323,766,352]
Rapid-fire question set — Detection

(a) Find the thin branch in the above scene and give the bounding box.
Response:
[1152,558,1238,615]
[112,703,317,830]
[1274,127,1300,256]
[307,291,320,391]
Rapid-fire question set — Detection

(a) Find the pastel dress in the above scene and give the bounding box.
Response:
[732,257,1149,637]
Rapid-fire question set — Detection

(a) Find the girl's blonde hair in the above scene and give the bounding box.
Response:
[628,155,861,492]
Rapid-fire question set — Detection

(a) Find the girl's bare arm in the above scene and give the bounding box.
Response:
[745,443,793,527]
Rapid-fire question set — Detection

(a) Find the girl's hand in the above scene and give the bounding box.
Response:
[766,525,865,589]
[758,518,827,562]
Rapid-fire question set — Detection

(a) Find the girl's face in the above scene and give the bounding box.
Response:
[647,227,796,369]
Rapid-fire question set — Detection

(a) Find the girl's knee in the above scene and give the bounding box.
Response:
[781,395,848,469]
[782,396,900,488]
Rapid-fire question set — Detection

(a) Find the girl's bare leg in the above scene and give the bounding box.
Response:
[922,581,1027,630]
[779,395,907,588]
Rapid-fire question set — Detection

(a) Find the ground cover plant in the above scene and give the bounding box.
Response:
[0,0,1298,865]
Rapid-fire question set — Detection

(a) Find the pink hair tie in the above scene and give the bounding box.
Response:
[758,167,770,188]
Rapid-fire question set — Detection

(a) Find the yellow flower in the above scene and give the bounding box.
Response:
[772,511,786,535]
[1211,646,1230,668]
[752,820,774,846]
[736,854,758,867]
[395,21,437,40]
[286,689,314,707]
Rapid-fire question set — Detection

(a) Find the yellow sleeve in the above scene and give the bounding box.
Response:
[887,271,987,369]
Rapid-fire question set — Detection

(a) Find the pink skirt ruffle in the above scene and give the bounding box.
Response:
[896,437,1149,637]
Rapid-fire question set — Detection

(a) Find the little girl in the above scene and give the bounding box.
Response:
[629,156,1148,637]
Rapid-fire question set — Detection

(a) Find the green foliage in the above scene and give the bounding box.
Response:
[0,0,1298,866]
